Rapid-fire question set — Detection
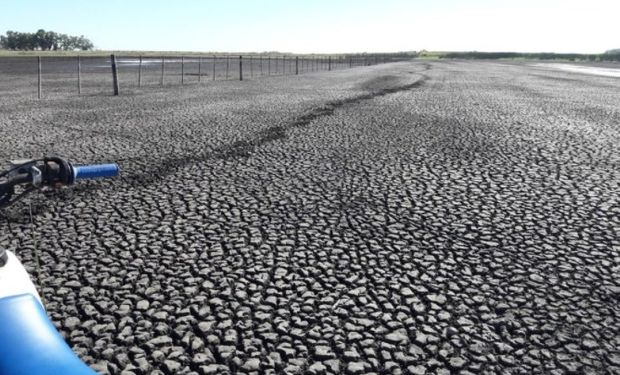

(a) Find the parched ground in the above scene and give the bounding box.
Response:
[0,60,618,375]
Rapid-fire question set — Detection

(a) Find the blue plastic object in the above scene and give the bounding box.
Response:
[73,163,119,181]
[0,294,96,375]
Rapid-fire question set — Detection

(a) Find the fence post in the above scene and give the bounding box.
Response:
[239,55,243,81]
[260,55,263,76]
[138,55,142,87]
[160,56,165,86]
[226,56,230,80]
[181,56,185,85]
[198,56,202,83]
[111,54,119,96]
[77,56,82,95]
[328,56,331,71]
[268,56,271,75]
[295,56,299,75]
[212,55,216,81]
[37,56,42,99]
[349,56,352,68]
[250,56,253,78]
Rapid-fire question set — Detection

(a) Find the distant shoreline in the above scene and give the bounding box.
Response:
[419,51,620,62]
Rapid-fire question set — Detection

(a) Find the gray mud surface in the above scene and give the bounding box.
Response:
[1,61,619,374]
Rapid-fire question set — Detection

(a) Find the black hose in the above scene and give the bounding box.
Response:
[0,183,14,208]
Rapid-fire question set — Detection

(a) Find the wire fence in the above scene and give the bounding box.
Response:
[0,53,412,99]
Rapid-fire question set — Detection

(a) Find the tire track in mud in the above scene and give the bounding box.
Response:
[121,74,428,185]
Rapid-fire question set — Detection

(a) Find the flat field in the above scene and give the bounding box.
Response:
[0,60,618,374]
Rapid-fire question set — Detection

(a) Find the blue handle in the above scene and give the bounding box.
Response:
[72,164,120,181]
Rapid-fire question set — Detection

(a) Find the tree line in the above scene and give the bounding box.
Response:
[0,30,94,51]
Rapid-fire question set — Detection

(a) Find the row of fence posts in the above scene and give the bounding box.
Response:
[34,54,397,98]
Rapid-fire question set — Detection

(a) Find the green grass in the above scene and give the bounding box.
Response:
[0,50,109,57]
[416,51,447,60]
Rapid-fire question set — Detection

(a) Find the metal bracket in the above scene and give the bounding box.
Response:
[8,159,36,180]
[30,167,42,187]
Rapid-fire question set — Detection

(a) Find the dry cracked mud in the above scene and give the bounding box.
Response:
[1,60,619,375]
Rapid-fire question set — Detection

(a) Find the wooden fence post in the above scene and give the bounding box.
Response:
[226,56,230,80]
[138,55,142,87]
[37,56,42,99]
[295,56,299,75]
[198,56,202,83]
[268,56,271,75]
[77,56,82,95]
[181,56,185,85]
[111,54,119,96]
[212,55,216,81]
[160,56,165,86]
[328,56,332,71]
[239,55,243,81]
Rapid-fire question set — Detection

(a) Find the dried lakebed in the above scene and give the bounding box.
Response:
[0,60,618,374]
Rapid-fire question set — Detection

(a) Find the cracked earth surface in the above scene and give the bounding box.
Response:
[0,60,619,374]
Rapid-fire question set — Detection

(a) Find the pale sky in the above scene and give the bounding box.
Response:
[0,0,618,54]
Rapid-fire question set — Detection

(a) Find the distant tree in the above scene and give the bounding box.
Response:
[61,35,94,51]
[33,29,59,50]
[0,29,93,51]
[605,49,620,55]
